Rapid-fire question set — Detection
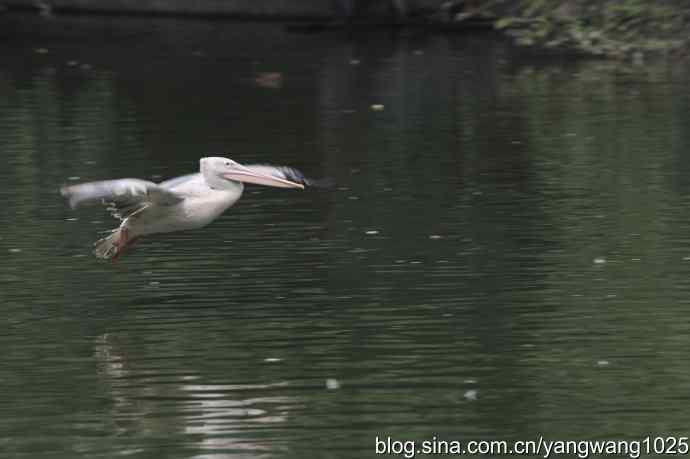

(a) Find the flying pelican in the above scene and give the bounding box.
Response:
[61,157,324,260]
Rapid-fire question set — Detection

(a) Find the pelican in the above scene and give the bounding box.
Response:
[61,157,324,260]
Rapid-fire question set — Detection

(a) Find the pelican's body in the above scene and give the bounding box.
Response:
[126,174,243,237]
[61,157,319,259]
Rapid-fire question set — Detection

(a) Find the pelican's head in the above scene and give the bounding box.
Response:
[200,157,305,190]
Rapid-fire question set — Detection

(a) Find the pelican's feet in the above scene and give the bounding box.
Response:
[111,228,129,263]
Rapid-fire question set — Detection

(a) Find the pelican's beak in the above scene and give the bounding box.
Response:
[223,164,304,189]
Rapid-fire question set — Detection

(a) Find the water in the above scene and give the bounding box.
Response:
[2,12,690,459]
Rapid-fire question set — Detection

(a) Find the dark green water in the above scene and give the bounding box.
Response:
[2,13,690,459]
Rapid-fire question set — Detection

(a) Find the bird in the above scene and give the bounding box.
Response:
[61,157,327,260]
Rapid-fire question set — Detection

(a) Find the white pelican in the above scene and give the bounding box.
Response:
[61,157,323,260]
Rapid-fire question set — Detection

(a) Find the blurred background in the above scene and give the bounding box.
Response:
[2,2,690,459]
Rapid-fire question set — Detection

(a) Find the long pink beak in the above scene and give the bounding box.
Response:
[223,164,304,189]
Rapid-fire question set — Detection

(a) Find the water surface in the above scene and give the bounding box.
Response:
[2,12,690,459]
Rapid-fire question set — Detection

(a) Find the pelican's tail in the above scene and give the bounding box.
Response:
[93,228,123,260]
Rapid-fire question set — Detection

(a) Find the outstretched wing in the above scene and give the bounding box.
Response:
[61,178,185,220]
[244,164,335,189]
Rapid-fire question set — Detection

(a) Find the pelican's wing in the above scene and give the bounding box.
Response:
[61,178,184,220]
[244,164,335,189]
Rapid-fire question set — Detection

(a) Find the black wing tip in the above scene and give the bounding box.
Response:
[277,166,335,190]
[305,177,336,189]
[254,164,335,190]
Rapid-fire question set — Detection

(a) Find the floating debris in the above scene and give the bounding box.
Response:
[37,1,52,16]
[597,360,610,367]
[365,230,379,235]
[264,358,282,363]
[370,104,385,111]
[255,72,283,89]
[429,235,442,240]
[463,378,477,384]
[149,281,160,287]
[348,196,359,200]
[326,378,341,390]
[8,248,22,253]
[66,217,78,222]
[593,257,606,265]
[68,176,81,181]
[464,389,478,401]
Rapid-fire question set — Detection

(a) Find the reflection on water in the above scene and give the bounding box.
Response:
[95,333,293,457]
[2,12,690,459]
